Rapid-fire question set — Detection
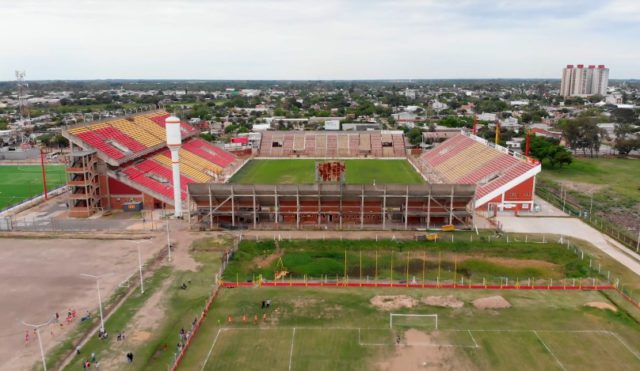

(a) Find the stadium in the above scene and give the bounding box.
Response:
[62,111,541,229]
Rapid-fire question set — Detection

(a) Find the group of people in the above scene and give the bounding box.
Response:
[81,352,99,370]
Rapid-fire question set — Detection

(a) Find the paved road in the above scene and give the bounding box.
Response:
[498,215,640,277]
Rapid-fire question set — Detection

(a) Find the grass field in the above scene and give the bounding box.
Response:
[179,286,640,371]
[223,237,592,285]
[175,236,640,370]
[0,165,66,210]
[229,159,425,184]
[537,157,640,240]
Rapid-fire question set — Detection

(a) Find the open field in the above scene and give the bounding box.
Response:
[0,165,66,210]
[537,157,640,235]
[58,234,226,371]
[179,286,640,371]
[0,237,158,371]
[223,237,592,284]
[229,159,425,185]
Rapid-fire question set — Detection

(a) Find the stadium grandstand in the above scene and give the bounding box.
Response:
[258,131,406,157]
[412,132,541,213]
[62,111,242,217]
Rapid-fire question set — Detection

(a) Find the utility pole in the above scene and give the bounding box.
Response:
[80,273,112,332]
[22,318,53,371]
[166,218,172,262]
[137,241,144,294]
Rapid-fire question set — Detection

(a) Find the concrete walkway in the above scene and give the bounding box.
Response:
[498,214,640,278]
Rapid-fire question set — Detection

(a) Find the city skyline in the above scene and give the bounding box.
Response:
[1,0,639,80]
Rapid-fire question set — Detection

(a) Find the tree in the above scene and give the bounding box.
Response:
[559,117,603,157]
[613,123,640,155]
[522,135,572,168]
[406,127,423,146]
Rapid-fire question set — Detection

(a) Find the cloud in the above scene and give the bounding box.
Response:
[0,0,638,80]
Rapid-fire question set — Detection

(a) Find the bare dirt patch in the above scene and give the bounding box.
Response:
[585,301,618,312]
[377,329,475,371]
[472,296,511,310]
[0,237,161,371]
[421,295,464,309]
[370,295,417,311]
[433,254,558,270]
[253,250,283,269]
[292,297,320,309]
[558,180,606,195]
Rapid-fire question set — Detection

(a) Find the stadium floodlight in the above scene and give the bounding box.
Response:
[22,317,54,371]
[136,241,144,294]
[80,272,113,332]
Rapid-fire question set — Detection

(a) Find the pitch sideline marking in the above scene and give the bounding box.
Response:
[201,328,223,371]
[533,330,567,371]
[467,330,479,349]
[288,327,296,371]
[607,331,640,361]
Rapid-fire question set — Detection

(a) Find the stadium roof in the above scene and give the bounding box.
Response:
[417,132,541,208]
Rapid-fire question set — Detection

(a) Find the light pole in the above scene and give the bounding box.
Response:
[137,241,144,294]
[80,273,112,332]
[166,218,172,262]
[22,318,53,371]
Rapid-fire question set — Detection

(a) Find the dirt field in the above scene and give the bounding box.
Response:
[0,237,160,371]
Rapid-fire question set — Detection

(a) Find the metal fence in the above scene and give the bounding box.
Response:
[536,184,640,253]
[0,216,155,232]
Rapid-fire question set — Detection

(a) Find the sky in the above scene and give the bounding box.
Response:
[1,0,639,80]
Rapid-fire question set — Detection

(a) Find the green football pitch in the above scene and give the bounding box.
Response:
[229,159,425,184]
[0,165,66,210]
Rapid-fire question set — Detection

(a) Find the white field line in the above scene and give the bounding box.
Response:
[467,330,480,349]
[607,331,640,361]
[288,327,296,371]
[533,330,567,371]
[201,328,223,371]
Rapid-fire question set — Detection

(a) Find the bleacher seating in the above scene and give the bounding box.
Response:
[257,131,408,158]
[65,111,241,206]
[418,133,539,203]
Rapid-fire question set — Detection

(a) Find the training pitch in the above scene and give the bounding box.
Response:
[0,165,66,210]
[179,287,640,371]
[176,237,640,371]
[229,159,425,185]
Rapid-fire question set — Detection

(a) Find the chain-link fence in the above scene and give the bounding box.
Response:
[537,184,639,253]
[0,216,156,232]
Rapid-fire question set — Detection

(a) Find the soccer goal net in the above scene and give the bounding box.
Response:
[389,313,438,330]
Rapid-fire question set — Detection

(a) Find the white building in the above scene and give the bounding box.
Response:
[560,64,609,97]
[324,120,340,131]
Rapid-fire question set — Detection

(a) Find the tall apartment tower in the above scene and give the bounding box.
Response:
[560,64,609,97]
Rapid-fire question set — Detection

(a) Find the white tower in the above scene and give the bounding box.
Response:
[165,116,183,217]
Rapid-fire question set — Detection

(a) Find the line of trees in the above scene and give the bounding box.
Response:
[613,122,640,156]
[559,117,604,157]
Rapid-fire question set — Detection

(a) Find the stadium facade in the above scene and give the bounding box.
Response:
[62,111,242,217]
[63,113,540,228]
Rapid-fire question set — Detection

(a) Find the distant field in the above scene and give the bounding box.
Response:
[538,157,640,233]
[0,165,66,210]
[229,159,425,184]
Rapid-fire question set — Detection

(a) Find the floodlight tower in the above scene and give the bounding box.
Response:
[165,116,183,218]
[15,70,30,121]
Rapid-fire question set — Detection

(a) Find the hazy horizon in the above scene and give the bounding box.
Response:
[2,0,639,81]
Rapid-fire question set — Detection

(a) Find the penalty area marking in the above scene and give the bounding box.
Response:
[533,330,567,371]
[288,327,296,371]
[607,331,640,361]
[200,328,223,371]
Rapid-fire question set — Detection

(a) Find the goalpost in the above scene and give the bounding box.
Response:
[389,313,438,330]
